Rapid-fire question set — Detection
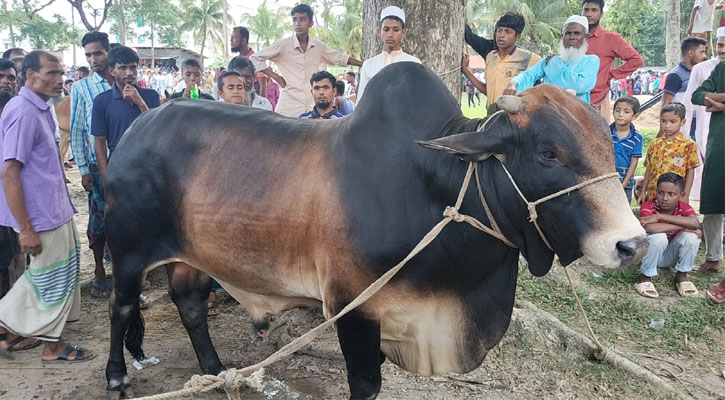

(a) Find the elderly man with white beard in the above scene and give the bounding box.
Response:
[504,15,599,103]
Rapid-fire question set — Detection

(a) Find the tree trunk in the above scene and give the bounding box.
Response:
[664,0,680,70]
[362,0,467,100]
[222,0,229,62]
[2,0,16,47]
[200,33,206,69]
[118,0,126,45]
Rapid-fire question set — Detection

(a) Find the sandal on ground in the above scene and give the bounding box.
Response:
[676,281,699,297]
[90,277,112,298]
[207,300,220,317]
[42,344,97,363]
[0,333,42,359]
[706,282,725,303]
[0,333,14,360]
[635,281,659,298]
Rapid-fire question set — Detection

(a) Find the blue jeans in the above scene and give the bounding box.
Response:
[624,186,633,204]
[640,232,700,277]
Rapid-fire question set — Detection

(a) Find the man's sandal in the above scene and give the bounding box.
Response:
[635,281,659,298]
[0,333,42,359]
[42,344,97,363]
[706,282,725,303]
[676,281,699,297]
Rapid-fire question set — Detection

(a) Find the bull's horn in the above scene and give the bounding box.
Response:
[496,95,525,114]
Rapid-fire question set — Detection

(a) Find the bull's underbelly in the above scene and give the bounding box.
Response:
[211,271,489,376]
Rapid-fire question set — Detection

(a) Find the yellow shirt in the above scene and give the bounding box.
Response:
[643,133,700,200]
[484,47,541,106]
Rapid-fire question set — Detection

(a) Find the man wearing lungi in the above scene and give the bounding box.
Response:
[0,51,94,362]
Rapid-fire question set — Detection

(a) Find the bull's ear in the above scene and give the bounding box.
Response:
[417,113,513,162]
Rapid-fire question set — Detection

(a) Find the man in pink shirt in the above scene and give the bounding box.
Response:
[582,0,643,123]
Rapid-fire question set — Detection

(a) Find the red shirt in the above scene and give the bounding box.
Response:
[586,25,644,104]
[640,199,696,242]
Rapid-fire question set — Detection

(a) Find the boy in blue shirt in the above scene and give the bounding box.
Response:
[610,96,643,203]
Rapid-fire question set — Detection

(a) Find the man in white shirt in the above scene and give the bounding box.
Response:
[250,4,362,117]
[688,0,717,46]
[357,6,421,102]
[683,27,725,202]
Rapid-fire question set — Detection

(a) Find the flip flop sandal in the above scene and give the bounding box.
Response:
[6,336,42,352]
[676,281,699,297]
[0,333,15,360]
[706,283,725,303]
[42,344,97,363]
[91,278,112,299]
[635,281,659,298]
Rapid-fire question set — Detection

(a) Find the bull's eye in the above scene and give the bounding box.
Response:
[542,150,558,161]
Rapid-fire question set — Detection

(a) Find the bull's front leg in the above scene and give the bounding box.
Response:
[336,309,383,400]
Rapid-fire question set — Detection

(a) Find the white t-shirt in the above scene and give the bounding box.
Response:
[692,0,716,33]
[357,49,421,102]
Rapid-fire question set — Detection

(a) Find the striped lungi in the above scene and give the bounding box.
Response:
[0,220,80,341]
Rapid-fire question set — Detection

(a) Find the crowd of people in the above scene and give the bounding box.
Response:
[0,0,722,369]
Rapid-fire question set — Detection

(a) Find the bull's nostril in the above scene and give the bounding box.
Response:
[616,239,640,262]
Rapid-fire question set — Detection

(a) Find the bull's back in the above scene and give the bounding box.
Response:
[107,99,362,300]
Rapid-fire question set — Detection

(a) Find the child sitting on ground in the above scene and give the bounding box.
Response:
[636,173,701,298]
[637,102,700,205]
[610,96,643,204]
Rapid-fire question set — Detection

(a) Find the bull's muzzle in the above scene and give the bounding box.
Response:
[615,237,648,265]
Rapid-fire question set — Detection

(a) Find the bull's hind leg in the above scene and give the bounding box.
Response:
[336,309,382,400]
[167,262,224,374]
[106,252,147,399]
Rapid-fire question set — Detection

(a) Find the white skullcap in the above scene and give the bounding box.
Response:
[380,6,405,24]
[563,15,589,34]
[717,26,725,38]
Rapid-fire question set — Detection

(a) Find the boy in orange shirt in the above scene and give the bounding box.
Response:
[637,103,700,204]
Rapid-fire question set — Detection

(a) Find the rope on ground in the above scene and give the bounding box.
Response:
[563,267,605,361]
[132,368,265,400]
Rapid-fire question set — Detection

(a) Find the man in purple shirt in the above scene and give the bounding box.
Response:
[0,51,95,362]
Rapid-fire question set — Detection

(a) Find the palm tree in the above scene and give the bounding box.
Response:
[244,0,289,48]
[179,0,231,66]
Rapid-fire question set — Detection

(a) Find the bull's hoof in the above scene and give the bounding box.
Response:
[106,391,122,400]
[122,387,135,398]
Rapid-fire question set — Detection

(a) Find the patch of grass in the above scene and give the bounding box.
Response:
[460,93,488,119]
[518,272,725,351]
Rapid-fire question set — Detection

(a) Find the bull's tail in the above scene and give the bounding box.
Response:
[124,303,146,361]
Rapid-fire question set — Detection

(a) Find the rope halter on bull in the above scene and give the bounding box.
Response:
[132,103,617,400]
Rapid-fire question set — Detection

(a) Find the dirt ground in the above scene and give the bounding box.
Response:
[0,165,714,400]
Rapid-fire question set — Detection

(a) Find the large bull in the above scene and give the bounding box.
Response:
[104,62,646,399]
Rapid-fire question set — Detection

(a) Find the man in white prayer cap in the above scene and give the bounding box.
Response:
[357,6,421,101]
[504,15,600,103]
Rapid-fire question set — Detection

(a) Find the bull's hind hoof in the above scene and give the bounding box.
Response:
[122,387,135,398]
[106,387,134,399]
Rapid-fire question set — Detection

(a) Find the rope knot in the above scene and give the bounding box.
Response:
[443,206,465,222]
[527,203,538,222]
